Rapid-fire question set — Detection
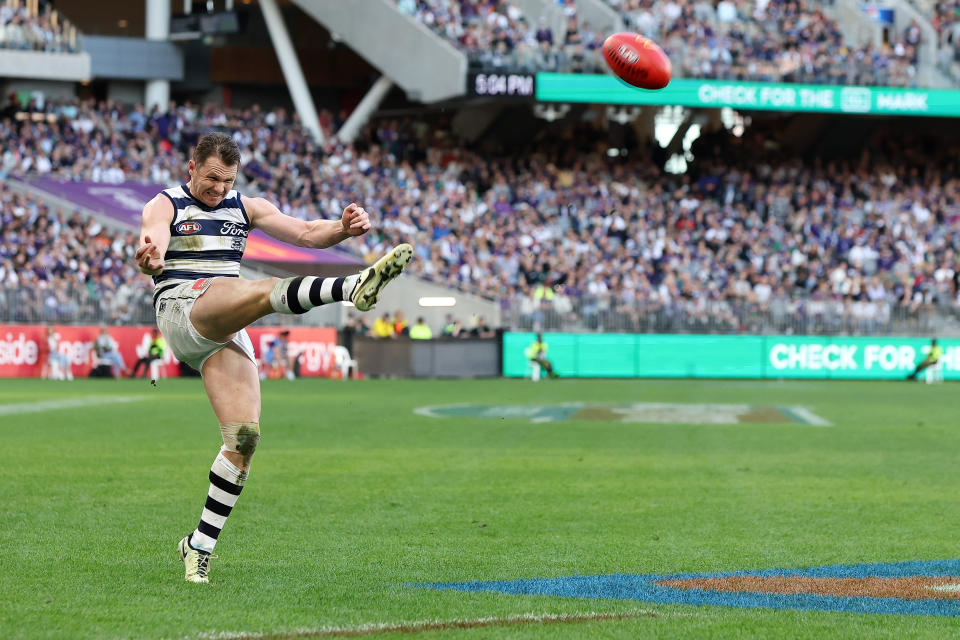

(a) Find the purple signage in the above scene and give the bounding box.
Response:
[20,178,362,265]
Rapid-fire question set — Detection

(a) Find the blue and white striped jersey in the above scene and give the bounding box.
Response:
[153,183,249,291]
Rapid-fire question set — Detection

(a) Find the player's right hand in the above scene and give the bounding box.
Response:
[135,235,164,275]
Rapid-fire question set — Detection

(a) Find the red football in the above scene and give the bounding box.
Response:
[602,32,671,90]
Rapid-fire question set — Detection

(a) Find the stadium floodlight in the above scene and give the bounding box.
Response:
[418,297,456,307]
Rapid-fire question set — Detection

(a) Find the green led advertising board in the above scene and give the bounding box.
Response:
[504,333,960,379]
[535,73,960,117]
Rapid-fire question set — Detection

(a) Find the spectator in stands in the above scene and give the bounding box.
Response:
[349,315,371,336]
[373,312,396,338]
[91,324,127,378]
[409,317,433,339]
[470,315,497,338]
[441,313,460,337]
[393,310,409,336]
[535,16,553,45]
[42,324,72,380]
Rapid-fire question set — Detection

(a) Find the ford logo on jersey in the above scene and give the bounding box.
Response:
[220,222,248,237]
[177,221,201,234]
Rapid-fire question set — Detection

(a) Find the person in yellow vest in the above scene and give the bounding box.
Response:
[131,327,166,378]
[907,338,943,380]
[533,283,555,303]
[409,317,433,340]
[372,312,395,338]
[524,332,558,378]
[441,313,458,337]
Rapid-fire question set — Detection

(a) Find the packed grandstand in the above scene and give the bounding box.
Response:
[399,0,931,87]
[1,0,959,336]
[1,94,958,335]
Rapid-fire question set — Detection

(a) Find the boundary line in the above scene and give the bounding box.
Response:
[190,610,665,640]
[0,396,146,416]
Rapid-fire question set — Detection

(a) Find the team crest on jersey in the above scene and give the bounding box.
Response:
[177,221,201,234]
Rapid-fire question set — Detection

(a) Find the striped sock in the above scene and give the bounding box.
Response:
[269,275,359,315]
[189,452,246,553]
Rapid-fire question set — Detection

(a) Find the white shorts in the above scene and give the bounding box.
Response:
[154,278,256,373]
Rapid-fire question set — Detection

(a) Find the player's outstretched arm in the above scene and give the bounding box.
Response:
[244,196,371,249]
[135,195,175,275]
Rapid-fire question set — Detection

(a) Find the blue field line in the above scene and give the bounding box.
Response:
[418,559,960,617]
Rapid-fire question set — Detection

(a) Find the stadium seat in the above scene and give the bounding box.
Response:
[334,345,358,380]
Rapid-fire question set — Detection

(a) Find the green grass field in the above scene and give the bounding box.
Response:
[2,377,959,639]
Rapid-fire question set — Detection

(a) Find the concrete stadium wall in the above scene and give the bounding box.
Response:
[83,35,183,80]
[290,0,466,102]
[0,50,90,81]
[352,336,501,378]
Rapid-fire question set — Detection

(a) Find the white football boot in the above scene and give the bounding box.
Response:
[178,536,216,583]
[350,244,414,311]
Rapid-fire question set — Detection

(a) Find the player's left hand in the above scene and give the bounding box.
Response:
[341,203,371,237]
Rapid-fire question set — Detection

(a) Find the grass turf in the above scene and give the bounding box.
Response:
[0,377,958,639]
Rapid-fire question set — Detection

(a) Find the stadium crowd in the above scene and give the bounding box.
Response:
[607,0,919,86]
[396,0,920,86]
[0,0,78,53]
[2,98,959,334]
[396,0,607,73]
[934,0,960,77]
[0,181,153,325]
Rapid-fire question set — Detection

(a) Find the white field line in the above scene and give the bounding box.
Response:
[185,609,681,640]
[0,396,145,416]
[784,406,833,426]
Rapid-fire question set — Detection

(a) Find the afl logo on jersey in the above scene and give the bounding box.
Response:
[177,221,201,234]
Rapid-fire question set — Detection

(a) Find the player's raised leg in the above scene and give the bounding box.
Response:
[178,343,261,583]
[189,244,414,342]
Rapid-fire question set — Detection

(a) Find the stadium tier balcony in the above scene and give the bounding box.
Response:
[0,1,79,53]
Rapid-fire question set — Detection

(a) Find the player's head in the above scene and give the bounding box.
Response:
[188,132,241,207]
[932,338,938,346]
